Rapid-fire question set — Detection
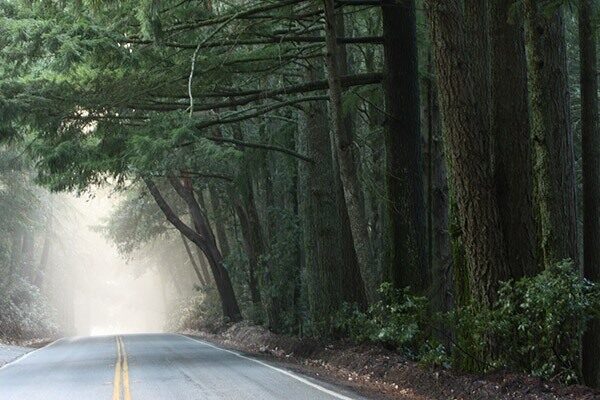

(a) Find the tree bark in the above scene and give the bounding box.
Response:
[180,232,208,286]
[489,0,538,278]
[301,68,367,333]
[426,0,509,307]
[144,177,242,322]
[208,185,231,258]
[381,0,428,293]
[232,193,264,312]
[579,0,600,388]
[323,0,372,301]
[523,0,579,269]
[424,52,453,317]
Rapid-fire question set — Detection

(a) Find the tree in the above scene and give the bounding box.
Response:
[426,0,509,307]
[489,0,538,278]
[524,0,579,269]
[381,0,428,293]
[579,0,600,387]
[323,0,373,298]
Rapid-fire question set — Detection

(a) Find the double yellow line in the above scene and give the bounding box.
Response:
[112,336,132,400]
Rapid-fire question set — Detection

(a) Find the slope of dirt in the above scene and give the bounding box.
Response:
[184,323,600,400]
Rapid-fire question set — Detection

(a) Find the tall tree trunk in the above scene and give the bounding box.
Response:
[489,0,538,279]
[232,194,264,313]
[524,0,579,269]
[180,232,208,286]
[145,177,242,322]
[208,186,231,258]
[381,0,428,293]
[323,0,372,298]
[425,52,453,318]
[300,60,367,334]
[426,0,509,307]
[579,0,600,388]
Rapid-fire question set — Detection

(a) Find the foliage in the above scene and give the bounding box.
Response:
[166,287,224,334]
[452,261,600,383]
[0,278,57,340]
[336,283,429,357]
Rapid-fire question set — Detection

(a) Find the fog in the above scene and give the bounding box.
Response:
[47,188,167,336]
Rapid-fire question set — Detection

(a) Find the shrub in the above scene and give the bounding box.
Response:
[166,286,224,333]
[336,283,429,357]
[0,278,57,340]
[452,260,600,383]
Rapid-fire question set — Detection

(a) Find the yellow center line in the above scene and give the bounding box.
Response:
[112,337,122,400]
[120,337,132,400]
[112,336,132,400]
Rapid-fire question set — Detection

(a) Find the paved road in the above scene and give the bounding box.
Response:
[0,333,369,400]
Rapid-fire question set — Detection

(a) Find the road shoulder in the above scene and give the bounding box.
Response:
[183,323,600,400]
[0,343,31,368]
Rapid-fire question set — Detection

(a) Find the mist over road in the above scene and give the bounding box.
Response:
[0,334,369,400]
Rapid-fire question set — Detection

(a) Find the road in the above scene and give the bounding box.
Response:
[0,333,370,400]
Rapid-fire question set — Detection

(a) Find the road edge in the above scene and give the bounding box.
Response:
[0,338,65,371]
[179,333,366,400]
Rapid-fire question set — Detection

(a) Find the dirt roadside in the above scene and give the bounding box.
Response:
[184,322,600,400]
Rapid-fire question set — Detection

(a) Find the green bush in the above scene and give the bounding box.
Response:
[452,260,600,383]
[166,286,224,333]
[336,283,429,357]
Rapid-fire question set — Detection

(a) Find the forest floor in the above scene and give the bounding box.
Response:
[185,322,600,400]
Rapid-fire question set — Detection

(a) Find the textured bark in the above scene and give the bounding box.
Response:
[424,54,453,316]
[579,0,600,388]
[489,0,538,278]
[464,0,491,126]
[426,0,509,307]
[524,0,579,269]
[382,0,428,293]
[323,0,373,295]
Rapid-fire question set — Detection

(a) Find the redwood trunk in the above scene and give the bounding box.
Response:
[382,0,428,293]
[579,0,600,387]
[490,0,538,278]
[426,0,509,306]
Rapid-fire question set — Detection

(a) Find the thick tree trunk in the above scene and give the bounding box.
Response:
[524,0,578,269]
[144,177,242,322]
[323,0,372,297]
[424,53,453,317]
[426,0,509,307]
[381,0,428,293]
[579,0,600,388]
[489,0,538,279]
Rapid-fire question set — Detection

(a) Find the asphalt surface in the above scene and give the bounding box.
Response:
[0,333,370,400]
